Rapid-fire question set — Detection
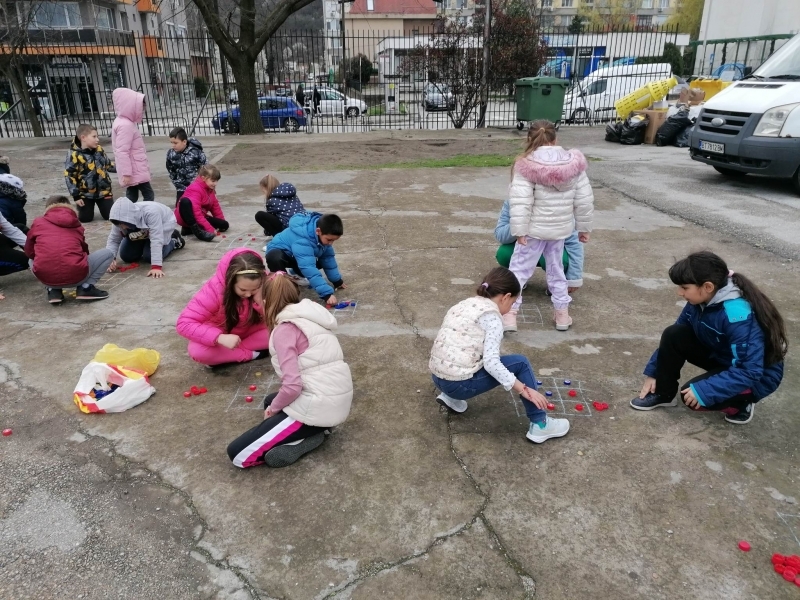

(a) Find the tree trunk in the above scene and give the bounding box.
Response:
[6,62,44,137]
[228,56,263,135]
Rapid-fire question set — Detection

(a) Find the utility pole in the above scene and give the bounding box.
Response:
[477,0,491,128]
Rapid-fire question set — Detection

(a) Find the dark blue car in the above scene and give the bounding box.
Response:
[212,96,307,133]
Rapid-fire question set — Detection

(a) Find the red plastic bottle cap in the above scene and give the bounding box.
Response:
[251,237,256,241]
[2,429,11,436]
[199,387,208,394]
[183,391,192,398]
[575,404,583,411]
[568,389,577,397]
[249,385,257,391]
[775,564,786,574]
[238,238,242,241]
[783,569,797,582]
[788,555,800,566]
[795,576,800,587]
[738,541,751,552]
[245,396,254,403]
[773,554,787,565]
[546,403,555,410]
[222,235,227,238]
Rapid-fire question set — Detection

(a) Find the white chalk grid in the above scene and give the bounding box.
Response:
[507,377,597,418]
[329,300,358,318]
[97,270,137,290]
[517,304,544,326]
[778,512,800,548]
[225,365,280,411]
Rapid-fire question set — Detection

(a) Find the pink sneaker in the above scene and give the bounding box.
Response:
[554,308,572,331]
[502,309,518,332]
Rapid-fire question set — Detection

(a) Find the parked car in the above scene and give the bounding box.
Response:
[303,87,368,117]
[422,83,455,111]
[212,96,307,133]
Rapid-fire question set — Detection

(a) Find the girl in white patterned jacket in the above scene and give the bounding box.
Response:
[429,267,570,444]
[506,120,594,332]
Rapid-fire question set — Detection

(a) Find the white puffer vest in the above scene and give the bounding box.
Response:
[269,299,353,427]
[429,296,500,381]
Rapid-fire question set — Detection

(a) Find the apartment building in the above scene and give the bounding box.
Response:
[539,0,676,31]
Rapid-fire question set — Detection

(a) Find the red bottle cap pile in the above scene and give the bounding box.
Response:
[772,553,800,586]
[592,401,609,411]
[185,386,208,397]
[117,262,140,273]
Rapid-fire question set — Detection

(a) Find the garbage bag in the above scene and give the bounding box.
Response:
[656,107,694,147]
[605,122,622,143]
[73,362,156,414]
[674,123,694,148]
[620,114,649,145]
[92,344,160,376]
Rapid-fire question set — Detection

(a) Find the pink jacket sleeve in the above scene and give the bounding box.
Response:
[269,323,309,413]
[175,282,224,347]
[112,122,134,179]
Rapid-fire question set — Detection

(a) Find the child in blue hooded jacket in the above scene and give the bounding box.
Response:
[631,251,786,425]
[266,212,346,306]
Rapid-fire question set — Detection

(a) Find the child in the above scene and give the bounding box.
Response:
[176,248,269,366]
[266,212,346,306]
[166,127,207,202]
[631,251,786,425]
[0,173,27,230]
[24,195,114,304]
[506,120,593,332]
[64,123,116,223]
[106,197,185,279]
[174,164,228,242]
[227,272,353,468]
[494,198,585,294]
[429,267,570,444]
[111,88,153,202]
[254,174,305,237]
[0,212,29,281]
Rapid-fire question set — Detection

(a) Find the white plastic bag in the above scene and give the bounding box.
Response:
[73,362,156,414]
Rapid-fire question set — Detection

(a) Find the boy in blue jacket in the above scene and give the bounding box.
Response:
[266,212,346,305]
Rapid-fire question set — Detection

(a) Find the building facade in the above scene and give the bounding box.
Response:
[539,0,676,31]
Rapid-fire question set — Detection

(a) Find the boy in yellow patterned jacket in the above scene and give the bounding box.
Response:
[64,123,116,223]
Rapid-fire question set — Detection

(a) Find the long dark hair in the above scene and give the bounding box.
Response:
[223,253,265,333]
[476,267,521,299]
[668,251,788,365]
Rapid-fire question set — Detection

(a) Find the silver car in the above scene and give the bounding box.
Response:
[422,83,455,111]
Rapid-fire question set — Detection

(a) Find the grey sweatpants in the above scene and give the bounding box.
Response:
[45,249,115,290]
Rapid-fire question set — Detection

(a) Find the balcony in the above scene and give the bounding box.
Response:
[0,28,136,55]
[141,35,164,58]
[136,0,160,13]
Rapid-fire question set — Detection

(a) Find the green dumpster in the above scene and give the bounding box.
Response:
[514,76,568,130]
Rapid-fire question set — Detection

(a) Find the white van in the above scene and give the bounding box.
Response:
[561,63,673,123]
[689,33,800,194]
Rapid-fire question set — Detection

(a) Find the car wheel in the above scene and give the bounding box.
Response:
[223,118,239,134]
[517,121,524,130]
[283,117,299,133]
[571,108,590,124]
[346,107,359,118]
[713,166,747,178]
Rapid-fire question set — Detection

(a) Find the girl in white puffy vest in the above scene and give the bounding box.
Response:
[506,119,594,333]
[429,267,570,444]
[227,271,353,468]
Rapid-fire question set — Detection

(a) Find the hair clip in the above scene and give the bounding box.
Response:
[481,282,489,288]
[268,271,286,280]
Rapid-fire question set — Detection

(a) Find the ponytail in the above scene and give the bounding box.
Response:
[477,267,520,298]
[512,119,558,177]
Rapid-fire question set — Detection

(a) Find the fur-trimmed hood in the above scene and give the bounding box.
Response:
[43,202,81,228]
[513,147,588,191]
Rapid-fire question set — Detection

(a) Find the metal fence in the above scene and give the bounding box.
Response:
[0,24,686,138]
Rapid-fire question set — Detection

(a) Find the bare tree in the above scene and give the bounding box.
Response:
[0,0,45,136]
[190,0,318,134]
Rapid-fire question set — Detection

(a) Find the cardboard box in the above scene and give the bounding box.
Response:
[633,109,669,145]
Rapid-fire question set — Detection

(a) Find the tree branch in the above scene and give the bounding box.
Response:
[190,0,237,57]
[251,0,318,57]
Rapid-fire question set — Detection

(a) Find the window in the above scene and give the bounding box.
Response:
[561,0,573,7]
[659,0,669,7]
[367,0,373,9]
[96,7,115,29]
[120,11,129,30]
[583,0,593,5]
[585,79,607,95]
[637,14,652,26]
[26,2,82,28]
[541,0,553,6]
[640,0,652,7]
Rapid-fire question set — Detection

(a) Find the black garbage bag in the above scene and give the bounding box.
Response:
[674,122,694,147]
[605,122,622,143]
[620,115,649,145]
[656,107,694,147]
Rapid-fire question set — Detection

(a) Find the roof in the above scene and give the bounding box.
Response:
[349,0,437,16]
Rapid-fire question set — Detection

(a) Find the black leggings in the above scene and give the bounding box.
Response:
[266,248,322,276]
[177,198,229,232]
[125,182,155,202]
[655,324,754,410]
[0,233,29,276]
[77,197,114,223]
[254,211,286,236]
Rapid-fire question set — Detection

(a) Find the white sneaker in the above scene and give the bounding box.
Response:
[526,416,570,443]
[436,392,468,414]
[502,309,518,333]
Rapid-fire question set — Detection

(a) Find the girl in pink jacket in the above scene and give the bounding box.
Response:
[174,164,229,242]
[176,248,269,366]
[111,88,154,203]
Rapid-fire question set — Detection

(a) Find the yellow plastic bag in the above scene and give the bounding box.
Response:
[92,344,161,376]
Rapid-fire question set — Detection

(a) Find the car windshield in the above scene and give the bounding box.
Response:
[754,34,800,79]
[429,84,450,94]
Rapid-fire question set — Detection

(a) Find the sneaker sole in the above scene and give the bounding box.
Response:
[48,299,63,304]
[555,323,571,331]
[436,397,467,414]
[724,407,754,425]
[629,398,678,411]
[502,326,517,333]
[526,424,570,444]
[264,433,326,468]
[75,296,109,301]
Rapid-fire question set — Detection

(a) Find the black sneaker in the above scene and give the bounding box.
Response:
[264,433,326,468]
[254,350,270,361]
[75,285,109,301]
[190,224,215,242]
[630,392,678,411]
[725,403,754,425]
[47,288,64,304]
[180,226,191,236]
[171,229,186,249]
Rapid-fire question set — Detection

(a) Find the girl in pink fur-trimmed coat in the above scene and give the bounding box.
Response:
[506,119,594,332]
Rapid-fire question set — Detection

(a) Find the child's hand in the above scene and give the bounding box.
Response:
[107,260,117,273]
[0,293,5,301]
[75,199,85,207]
[326,294,337,307]
[121,175,132,186]
[336,282,347,290]
[522,386,548,411]
[147,268,165,279]
[217,333,241,349]
[579,232,590,243]
[639,377,656,399]
[680,387,699,409]
[516,236,528,246]
[264,406,276,419]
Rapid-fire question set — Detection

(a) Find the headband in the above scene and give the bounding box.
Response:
[236,269,262,275]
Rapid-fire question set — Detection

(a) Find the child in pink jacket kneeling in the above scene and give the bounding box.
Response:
[174,164,228,242]
[111,88,153,203]
[176,248,269,366]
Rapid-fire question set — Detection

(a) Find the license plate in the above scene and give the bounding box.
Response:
[699,140,725,154]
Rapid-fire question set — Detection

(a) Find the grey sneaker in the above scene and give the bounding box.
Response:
[630,392,678,411]
[526,416,570,443]
[436,392,468,414]
[264,433,326,468]
[724,403,754,425]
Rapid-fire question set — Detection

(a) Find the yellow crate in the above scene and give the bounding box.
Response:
[689,78,733,100]
[615,76,678,119]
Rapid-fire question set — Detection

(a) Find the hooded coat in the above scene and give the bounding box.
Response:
[266,182,305,228]
[111,88,150,186]
[24,204,89,286]
[176,248,267,347]
[174,177,225,233]
[106,198,177,267]
[64,137,115,202]
[644,280,784,406]
[0,173,27,226]
[508,146,594,241]
[166,138,207,192]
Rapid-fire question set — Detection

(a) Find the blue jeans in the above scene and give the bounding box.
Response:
[563,230,584,286]
[432,354,546,424]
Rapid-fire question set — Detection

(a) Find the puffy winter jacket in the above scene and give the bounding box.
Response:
[174,177,225,234]
[644,281,784,406]
[266,182,305,227]
[267,212,342,300]
[0,173,27,227]
[24,204,89,287]
[106,198,177,268]
[64,137,116,202]
[176,248,268,346]
[508,146,593,241]
[166,138,207,192]
[111,88,151,186]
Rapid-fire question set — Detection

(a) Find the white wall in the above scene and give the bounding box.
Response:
[698,0,800,41]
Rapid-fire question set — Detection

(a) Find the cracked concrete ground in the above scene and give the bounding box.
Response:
[1,129,799,599]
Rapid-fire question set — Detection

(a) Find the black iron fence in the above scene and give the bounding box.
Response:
[0,24,689,138]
